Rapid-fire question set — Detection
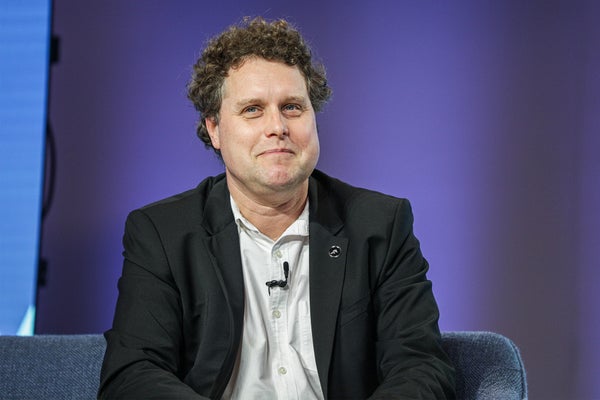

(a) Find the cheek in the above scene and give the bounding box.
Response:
[313,135,320,157]
[218,125,256,159]
[298,129,320,166]
[310,136,320,163]
[303,125,320,151]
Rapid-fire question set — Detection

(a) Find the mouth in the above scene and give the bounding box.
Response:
[259,148,295,156]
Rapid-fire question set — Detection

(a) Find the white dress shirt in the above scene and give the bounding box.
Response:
[222,197,323,400]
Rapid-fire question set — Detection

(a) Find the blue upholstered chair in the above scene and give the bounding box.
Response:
[442,332,527,400]
[0,331,526,399]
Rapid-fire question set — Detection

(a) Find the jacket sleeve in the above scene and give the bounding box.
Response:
[98,210,207,400]
[368,199,456,399]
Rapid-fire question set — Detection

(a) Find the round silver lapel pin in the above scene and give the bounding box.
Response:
[328,245,341,258]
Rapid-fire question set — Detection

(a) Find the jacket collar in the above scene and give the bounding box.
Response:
[308,170,344,236]
[199,174,234,236]
[199,171,346,237]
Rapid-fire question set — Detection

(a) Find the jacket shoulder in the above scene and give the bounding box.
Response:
[311,170,411,218]
[129,174,227,230]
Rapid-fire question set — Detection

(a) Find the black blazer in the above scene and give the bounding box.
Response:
[99,170,455,399]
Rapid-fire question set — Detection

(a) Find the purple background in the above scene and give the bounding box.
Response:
[38,1,599,399]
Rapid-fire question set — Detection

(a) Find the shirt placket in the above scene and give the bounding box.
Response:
[270,242,297,399]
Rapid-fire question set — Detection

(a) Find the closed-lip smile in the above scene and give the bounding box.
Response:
[260,148,294,156]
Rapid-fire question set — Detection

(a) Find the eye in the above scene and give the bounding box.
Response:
[282,103,302,116]
[242,105,262,118]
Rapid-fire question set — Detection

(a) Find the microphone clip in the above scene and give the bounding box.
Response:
[265,261,289,296]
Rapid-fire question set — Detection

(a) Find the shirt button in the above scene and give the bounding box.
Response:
[272,310,281,319]
[275,250,283,258]
[278,367,287,375]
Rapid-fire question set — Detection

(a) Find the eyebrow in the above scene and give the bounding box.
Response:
[284,95,310,106]
[234,98,263,109]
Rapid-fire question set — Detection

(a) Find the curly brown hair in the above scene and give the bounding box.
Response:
[187,17,332,156]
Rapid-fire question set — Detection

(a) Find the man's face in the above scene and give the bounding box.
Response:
[206,57,320,200]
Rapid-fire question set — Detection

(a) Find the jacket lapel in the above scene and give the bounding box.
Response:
[200,176,244,317]
[308,175,347,397]
[198,177,245,396]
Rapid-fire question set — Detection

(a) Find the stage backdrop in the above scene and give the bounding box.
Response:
[38,1,599,399]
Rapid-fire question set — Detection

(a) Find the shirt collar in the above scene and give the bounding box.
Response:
[230,195,309,238]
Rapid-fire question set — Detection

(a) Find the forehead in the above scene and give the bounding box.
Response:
[221,58,308,101]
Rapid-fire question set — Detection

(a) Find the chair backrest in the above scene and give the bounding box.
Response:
[0,331,526,399]
[0,334,105,400]
[443,331,528,400]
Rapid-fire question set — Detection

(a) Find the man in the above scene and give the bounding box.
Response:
[99,17,455,399]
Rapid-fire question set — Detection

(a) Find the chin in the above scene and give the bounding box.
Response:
[263,169,307,189]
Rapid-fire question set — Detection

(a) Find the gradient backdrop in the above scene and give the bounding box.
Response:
[38,1,599,399]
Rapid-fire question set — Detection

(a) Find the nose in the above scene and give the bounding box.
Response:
[266,109,288,138]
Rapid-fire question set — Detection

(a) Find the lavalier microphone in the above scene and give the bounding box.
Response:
[265,261,289,295]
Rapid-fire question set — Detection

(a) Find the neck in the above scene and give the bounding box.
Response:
[228,180,309,241]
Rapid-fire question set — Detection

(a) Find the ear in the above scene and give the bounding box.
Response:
[205,117,221,150]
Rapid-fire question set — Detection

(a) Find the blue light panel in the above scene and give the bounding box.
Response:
[0,0,51,335]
